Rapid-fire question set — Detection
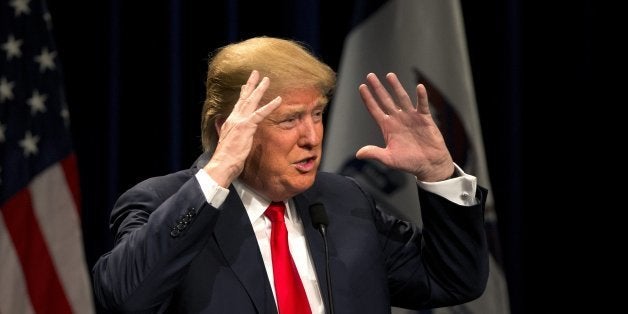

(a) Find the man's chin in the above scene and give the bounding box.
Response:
[255,172,318,200]
[284,174,317,197]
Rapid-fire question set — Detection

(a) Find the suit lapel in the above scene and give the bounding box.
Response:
[201,157,332,312]
[294,193,332,311]
[213,187,276,313]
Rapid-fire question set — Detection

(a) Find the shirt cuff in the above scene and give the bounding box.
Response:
[416,164,478,206]
[195,169,230,208]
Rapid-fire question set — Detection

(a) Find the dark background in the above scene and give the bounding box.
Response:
[44,0,592,312]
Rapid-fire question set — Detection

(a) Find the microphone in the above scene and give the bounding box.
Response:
[309,202,334,314]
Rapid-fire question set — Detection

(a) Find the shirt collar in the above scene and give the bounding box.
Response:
[232,180,297,224]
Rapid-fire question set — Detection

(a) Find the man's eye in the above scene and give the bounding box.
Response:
[313,110,324,121]
[279,117,297,128]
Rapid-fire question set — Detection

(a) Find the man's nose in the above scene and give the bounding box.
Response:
[297,118,321,148]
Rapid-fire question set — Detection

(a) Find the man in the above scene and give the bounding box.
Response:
[92,36,488,313]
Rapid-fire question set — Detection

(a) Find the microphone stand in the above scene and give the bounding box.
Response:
[309,203,334,314]
[319,224,334,314]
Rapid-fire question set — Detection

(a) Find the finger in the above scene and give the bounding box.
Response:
[250,96,282,124]
[243,70,259,95]
[240,76,270,114]
[416,84,430,114]
[365,73,399,115]
[359,84,386,123]
[233,70,260,112]
[385,73,414,112]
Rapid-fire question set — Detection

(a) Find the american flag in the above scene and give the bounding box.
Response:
[0,0,94,313]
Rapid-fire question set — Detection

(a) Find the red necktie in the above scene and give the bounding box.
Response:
[265,202,312,314]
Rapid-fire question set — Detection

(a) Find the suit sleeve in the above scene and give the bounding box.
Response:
[92,175,221,312]
[375,184,489,309]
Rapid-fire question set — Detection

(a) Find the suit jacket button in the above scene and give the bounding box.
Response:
[170,229,180,237]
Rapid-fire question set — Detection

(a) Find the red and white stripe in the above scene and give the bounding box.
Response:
[0,154,94,314]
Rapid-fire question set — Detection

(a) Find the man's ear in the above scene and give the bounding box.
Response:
[215,116,226,135]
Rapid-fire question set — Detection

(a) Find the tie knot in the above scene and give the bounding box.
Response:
[265,201,286,223]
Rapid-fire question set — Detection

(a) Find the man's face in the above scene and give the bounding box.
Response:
[239,88,325,201]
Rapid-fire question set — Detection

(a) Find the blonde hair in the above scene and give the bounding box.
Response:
[201,36,336,153]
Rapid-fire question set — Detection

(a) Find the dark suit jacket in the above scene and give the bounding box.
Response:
[92,153,488,313]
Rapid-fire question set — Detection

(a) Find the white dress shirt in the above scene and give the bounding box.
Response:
[194,163,478,314]
[232,180,324,314]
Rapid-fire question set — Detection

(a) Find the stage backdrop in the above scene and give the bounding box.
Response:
[31,0,523,312]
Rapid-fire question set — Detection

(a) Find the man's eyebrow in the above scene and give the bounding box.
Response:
[278,105,307,115]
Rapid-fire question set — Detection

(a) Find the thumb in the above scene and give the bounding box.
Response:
[356,145,384,161]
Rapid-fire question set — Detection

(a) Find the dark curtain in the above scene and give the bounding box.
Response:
[47,0,527,312]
